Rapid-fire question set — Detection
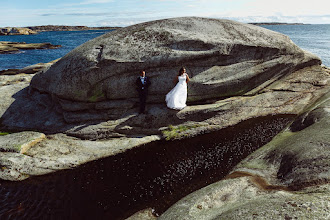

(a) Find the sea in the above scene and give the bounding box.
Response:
[0,24,329,71]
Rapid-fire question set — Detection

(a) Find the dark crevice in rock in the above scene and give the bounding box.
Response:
[277,153,296,180]
[289,108,326,132]
[290,113,316,132]
[0,114,294,220]
[289,179,330,191]
[96,45,104,64]
[166,40,215,51]
[270,89,302,93]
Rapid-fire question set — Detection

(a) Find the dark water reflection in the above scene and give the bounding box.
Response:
[0,115,294,220]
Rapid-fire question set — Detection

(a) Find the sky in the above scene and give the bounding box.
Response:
[1,0,330,27]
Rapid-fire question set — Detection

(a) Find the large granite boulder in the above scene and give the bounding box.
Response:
[30,17,320,122]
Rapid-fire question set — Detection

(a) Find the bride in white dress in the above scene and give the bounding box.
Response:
[166,67,190,110]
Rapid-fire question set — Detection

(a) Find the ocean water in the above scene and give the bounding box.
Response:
[0,30,113,70]
[261,24,330,67]
[0,24,329,71]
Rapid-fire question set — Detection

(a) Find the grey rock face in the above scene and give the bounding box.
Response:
[159,92,330,220]
[30,17,320,122]
[0,17,329,184]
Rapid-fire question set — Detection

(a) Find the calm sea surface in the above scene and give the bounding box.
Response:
[261,24,330,67]
[0,30,113,70]
[0,24,329,71]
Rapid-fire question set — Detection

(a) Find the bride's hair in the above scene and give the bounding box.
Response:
[178,67,186,76]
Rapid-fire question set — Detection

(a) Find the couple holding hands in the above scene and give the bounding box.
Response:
[136,67,190,114]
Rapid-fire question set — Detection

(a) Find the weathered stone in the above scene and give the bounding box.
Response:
[0,62,58,77]
[0,19,329,220]
[0,27,37,35]
[0,131,46,154]
[159,92,330,220]
[159,177,330,220]
[0,73,34,86]
[126,208,157,220]
[0,133,160,181]
[30,17,320,118]
[0,17,329,190]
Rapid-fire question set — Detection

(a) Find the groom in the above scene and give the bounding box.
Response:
[136,70,151,114]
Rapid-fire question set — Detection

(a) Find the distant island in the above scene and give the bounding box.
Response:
[0,25,119,36]
[0,41,61,54]
[249,22,308,26]
[26,25,119,32]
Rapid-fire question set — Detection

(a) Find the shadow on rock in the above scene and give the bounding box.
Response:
[0,86,80,134]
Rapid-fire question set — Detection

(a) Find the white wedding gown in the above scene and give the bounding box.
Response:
[166,74,187,110]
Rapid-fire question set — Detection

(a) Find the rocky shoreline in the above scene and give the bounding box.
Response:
[0,25,118,35]
[0,17,329,219]
[0,41,61,54]
[26,25,118,32]
[0,27,37,35]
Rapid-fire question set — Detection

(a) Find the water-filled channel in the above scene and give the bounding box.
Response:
[0,114,294,220]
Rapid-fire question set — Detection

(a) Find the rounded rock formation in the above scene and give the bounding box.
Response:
[30,17,320,122]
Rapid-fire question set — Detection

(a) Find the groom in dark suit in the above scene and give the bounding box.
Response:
[136,70,151,114]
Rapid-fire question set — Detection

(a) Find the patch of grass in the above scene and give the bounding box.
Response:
[163,124,202,141]
[14,144,22,152]
[0,132,10,136]
[88,88,105,102]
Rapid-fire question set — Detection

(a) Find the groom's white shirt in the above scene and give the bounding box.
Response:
[140,76,145,85]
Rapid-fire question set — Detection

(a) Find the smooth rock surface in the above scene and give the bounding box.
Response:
[159,92,330,219]
[0,131,45,153]
[30,17,320,121]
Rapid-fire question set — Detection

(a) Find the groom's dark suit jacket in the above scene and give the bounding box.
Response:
[136,76,151,93]
[136,76,151,113]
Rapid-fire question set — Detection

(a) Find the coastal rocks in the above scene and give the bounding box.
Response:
[0,59,59,86]
[0,17,329,220]
[0,132,160,181]
[159,177,330,220]
[0,26,117,36]
[26,25,117,32]
[0,131,45,154]
[30,17,320,121]
[0,27,37,35]
[159,93,330,219]
[0,41,61,54]
[0,17,329,184]
[0,59,60,76]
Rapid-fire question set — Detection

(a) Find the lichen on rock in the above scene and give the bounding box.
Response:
[159,92,330,219]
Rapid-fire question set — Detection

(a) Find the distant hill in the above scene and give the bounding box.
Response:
[26,25,119,32]
[249,22,307,26]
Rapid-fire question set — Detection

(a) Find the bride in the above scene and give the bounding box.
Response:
[166,67,190,110]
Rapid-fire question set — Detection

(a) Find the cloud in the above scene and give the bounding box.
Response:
[78,0,114,5]
[41,12,110,17]
[60,0,114,7]
[2,0,330,27]
[243,0,330,17]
